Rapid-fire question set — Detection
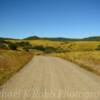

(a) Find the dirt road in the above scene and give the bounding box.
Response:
[0,56,100,100]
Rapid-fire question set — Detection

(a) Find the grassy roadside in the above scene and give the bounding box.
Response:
[0,50,33,85]
[51,51,100,76]
[0,39,100,85]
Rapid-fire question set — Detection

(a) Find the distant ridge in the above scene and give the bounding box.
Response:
[0,36,100,41]
[0,37,19,41]
[83,36,100,41]
[24,36,100,41]
[24,36,40,40]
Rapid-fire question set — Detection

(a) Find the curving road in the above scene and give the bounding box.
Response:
[0,56,100,100]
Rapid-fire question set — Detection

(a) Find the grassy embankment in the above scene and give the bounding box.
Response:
[0,50,33,85]
[49,41,100,75]
[51,51,100,75]
[0,39,36,85]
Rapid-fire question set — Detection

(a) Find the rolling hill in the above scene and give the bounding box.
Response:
[24,36,100,41]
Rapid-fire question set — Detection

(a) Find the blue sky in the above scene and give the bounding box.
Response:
[0,0,100,38]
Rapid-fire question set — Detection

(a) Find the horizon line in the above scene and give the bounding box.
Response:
[0,35,100,39]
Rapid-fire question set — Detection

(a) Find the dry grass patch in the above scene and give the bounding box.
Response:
[27,40,100,51]
[0,50,33,85]
[51,51,100,75]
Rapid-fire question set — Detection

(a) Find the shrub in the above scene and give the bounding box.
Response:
[0,38,5,42]
[32,45,58,53]
[44,46,57,53]
[95,44,100,50]
[0,43,8,49]
[16,42,33,51]
[32,45,45,51]
[16,42,30,47]
[8,43,17,50]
